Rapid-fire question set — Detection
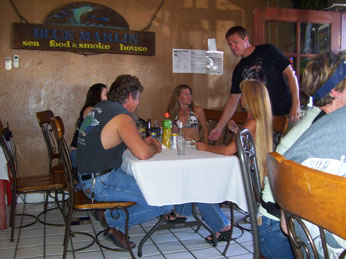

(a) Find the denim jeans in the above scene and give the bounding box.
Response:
[175,203,230,232]
[258,215,294,259]
[78,167,172,233]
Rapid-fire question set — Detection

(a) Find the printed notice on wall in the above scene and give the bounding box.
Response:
[206,51,223,75]
[172,49,223,75]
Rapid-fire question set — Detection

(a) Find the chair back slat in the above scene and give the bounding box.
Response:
[36,110,60,174]
[235,128,261,259]
[50,116,74,193]
[267,152,346,258]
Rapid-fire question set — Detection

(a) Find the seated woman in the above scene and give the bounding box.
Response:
[70,83,108,168]
[180,80,273,243]
[167,84,208,143]
[259,51,346,259]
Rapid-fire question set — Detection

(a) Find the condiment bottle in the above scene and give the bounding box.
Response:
[162,113,172,148]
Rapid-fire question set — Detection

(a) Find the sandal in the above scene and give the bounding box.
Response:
[164,211,187,224]
[205,229,232,243]
[103,227,136,249]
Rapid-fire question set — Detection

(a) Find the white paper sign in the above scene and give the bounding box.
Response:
[172,49,223,75]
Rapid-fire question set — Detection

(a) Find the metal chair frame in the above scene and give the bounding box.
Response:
[0,120,65,242]
[235,128,262,259]
[50,116,136,259]
[36,110,67,226]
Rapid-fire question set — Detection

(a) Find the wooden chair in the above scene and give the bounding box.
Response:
[36,110,67,226]
[50,116,137,259]
[0,120,65,242]
[272,115,289,149]
[36,110,64,175]
[266,152,346,259]
[203,109,247,145]
[235,128,262,259]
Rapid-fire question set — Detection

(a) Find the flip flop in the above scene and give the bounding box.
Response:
[205,229,232,243]
[164,211,187,224]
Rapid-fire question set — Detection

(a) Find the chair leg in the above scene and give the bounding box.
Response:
[123,207,136,259]
[10,193,16,242]
[63,200,73,259]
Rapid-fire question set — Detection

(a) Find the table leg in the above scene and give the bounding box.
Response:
[138,215,165,257]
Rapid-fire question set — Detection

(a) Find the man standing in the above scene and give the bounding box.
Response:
[209,26,300,141]
[77,74,172,249]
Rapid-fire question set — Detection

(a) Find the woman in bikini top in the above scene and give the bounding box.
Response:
[167,84,208,143]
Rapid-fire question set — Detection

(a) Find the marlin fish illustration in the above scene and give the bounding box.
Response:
[71,6,95,24]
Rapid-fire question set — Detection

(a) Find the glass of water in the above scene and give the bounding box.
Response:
[177,133,186,155]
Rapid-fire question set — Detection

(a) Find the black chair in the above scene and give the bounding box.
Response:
[50,116,137,259]
[235,128,262,259]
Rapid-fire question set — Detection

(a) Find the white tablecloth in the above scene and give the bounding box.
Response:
[121,145,248,212]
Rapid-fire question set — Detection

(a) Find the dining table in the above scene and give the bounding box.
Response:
[121,142,248,256]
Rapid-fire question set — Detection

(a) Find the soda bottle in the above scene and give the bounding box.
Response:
[162,112,172,148]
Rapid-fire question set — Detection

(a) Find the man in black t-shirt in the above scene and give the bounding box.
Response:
[209,26,300,141]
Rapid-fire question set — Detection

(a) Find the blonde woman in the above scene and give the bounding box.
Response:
[174,80,273,244]
[167,84,208,143]
[197,80,273,186]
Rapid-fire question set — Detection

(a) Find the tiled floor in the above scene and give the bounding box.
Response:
[0,200,253,259]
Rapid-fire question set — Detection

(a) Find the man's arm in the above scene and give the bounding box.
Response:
[103,114,161,160]
[283,65,300,123]
[208,93,241,141]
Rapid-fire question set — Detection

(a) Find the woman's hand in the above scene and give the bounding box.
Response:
[196,142,207,151]
[227,120,239,134]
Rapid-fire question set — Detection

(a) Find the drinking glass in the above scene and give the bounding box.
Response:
[177,133,185,155]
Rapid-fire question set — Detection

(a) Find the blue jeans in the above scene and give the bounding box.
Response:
[78,167,172,233]
[258,216,294,259]
[175,203,230,232]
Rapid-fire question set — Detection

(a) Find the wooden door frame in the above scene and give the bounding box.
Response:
[253,8,341,79]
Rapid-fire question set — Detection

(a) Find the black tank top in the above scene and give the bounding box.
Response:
[77,100,133,175]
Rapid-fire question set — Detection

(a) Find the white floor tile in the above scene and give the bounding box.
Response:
[218,242,250,257]
[15,246,44,258]
[18,236,44,247]
[150,232,178,244]
[164,251,195,259]
[0,206,254,259]
[156,240,186,253]
[190,247,225,259]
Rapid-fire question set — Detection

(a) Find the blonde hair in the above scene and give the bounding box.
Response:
[240,80,273,186]
[167,84,194,120]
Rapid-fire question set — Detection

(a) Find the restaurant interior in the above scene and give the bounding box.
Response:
[0,0,345,258]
